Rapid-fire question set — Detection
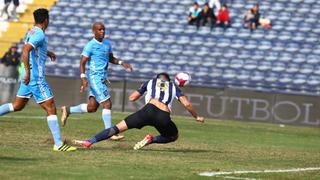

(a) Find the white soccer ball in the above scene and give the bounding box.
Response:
[174,72,191,87]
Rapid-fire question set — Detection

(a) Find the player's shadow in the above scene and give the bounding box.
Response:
[0,120,22,123]
[142,148,223,154]
[0,156,38,162]
[77,144,225,154]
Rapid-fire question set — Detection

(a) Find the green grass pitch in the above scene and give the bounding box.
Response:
[0,106,319,179]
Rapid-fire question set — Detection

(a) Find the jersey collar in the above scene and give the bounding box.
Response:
[93,38,103,44]
[34,26,44,33]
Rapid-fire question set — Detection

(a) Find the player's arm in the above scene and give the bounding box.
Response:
[47,50,56,61]
[80,55,89,92]
[129,81,149,102]
[109,53,133,72]
[179,96,204,123]
[21,44,33,85]
[129,91,142,102]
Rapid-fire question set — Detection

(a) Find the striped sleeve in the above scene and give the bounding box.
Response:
[137,80,149,95]
[175,84,184,99]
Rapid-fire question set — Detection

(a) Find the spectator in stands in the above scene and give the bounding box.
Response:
[0,45,20,68]
[197,3,215,28]
[216,4,229,29]
[0,0,19,20]
[188,2,201,25]
[208,0,221,16]
[244,4,260,31]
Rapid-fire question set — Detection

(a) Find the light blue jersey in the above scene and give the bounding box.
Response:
[81,38,113,103]
[23,26,47,84]
[17,26,53,103]
[81,38,112,79]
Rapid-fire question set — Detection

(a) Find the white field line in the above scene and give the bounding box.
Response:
[1,116,79,120]
[221,176,257,180]
[199,167,320,177]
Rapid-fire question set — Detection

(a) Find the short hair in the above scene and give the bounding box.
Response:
[92,22,105,30]
[156,72,171,81]
[33,8,49,24]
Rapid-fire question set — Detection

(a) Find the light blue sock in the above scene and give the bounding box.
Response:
[102,109,112,129]
[70,103,87,113]
[47,115,63,147]
[0,103,14,116]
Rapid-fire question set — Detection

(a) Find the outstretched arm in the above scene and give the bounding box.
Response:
[80,55,89,92]
[129,91,142,102]
[179,96,204,123]
[21,44,33,85]
[129,80,149,102]
[109,53,133,72]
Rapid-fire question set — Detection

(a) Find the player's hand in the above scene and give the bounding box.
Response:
[23,73,30,85]
[80,78,88,93]
[47,51,56,61]
[122,63,133,72]
[196,116,204,123]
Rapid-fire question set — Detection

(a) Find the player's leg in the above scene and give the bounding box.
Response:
[134,108,178,150]
[152,121,179,144]
[60,96,99,126]
[74,106,149,148]
[33,83,76,151]
[0,97,29,116]
[133,121,178,150]
[39,98,76,151]
[0,81,32,116]
[100,98,124,140]
[100,98,112,129]
[74,120,128,148]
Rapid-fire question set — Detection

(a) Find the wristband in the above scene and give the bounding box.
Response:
[118,60,123,65]
[80,73,86,78]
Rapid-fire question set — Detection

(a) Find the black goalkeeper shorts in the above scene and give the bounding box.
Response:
[124,103,178,137]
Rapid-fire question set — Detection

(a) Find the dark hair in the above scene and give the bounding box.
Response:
[156,72,171,81]
[193,2,199,6]
[223,4,228,8]
[33,8,49,24]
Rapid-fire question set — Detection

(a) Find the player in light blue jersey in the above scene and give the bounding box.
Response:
[74,73,204,150]
[60,22,133,140]
[0,8,76,152]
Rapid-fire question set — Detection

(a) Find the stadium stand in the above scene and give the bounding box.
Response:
[0,0,57,56]
[1,0,320,96]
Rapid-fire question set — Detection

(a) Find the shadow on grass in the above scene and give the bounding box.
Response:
[0,119,23,123]
[90,143,225,154]
[142,148,223,154]
[0,156,38,162]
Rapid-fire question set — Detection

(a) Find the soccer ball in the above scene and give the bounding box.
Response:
[174,72,191,87]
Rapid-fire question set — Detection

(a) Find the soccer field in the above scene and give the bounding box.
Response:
[0,106,319,180]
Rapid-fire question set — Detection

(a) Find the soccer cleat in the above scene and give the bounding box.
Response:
[60,106,69,127]
[133,133,153,150]
[53,143,77,152]
[110,134,125,141]
[73,140,93,148]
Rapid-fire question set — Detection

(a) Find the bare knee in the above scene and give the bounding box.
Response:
[102,99,112,110]
[13,103,25,112]
[40,99,57,115]
[12,97,29,112]
[87,105,98,112]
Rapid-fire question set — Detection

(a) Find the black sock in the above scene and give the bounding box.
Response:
[88,126,120,143]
